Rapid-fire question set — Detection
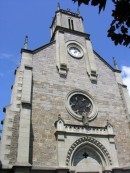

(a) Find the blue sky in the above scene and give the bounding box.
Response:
[0,0,130,131]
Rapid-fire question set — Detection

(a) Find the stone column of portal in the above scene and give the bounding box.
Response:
[55,118,66,166]
[86,39,97,81]
[106,122,119,167]
[56,31,68,77]
[16,51,32,165]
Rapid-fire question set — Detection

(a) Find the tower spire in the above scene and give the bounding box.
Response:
[113,57,119,70]
[57,2,60,10]
[24,36,28,49]
[77,7,80,15]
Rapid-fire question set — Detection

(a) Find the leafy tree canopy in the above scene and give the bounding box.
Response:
[72,0,130,47]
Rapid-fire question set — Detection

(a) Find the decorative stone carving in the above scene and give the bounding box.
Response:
[66,136,112,166]
[82,112,89,126]
[55,114,65,131]
[55,119,114,136]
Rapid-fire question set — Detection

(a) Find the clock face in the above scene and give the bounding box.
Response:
[68,44,83,58]
[69,47,81,57]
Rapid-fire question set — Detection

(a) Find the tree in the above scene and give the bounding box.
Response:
[72,0,130,47]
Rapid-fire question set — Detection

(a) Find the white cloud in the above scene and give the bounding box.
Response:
[0,53,13,59]
[122,66,130,96]
[0,53,19,66]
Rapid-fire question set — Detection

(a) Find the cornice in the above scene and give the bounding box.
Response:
[56,9,83,19]
[50,9,83,29]
[51,26,90,41]
[21,40,56,54]
[94,51,121,73]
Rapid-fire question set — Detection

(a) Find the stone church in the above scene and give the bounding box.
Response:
[0,5,130,173]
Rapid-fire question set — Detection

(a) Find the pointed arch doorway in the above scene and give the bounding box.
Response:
[66,136,112,173]
[72,146,102,173]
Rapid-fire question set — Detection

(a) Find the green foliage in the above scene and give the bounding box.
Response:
[73,0,130,47]
[73,0,106,13]
[108,0,130,46]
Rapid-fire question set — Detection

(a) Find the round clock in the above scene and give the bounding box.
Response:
[67,44,83,59]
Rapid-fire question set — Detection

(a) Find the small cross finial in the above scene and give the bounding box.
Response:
[24,36,28,49]
[83,152,89,158]
[57,2,60,10]
[113,57,118,70]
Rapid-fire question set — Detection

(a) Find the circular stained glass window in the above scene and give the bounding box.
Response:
[65,90,98,122]
[70,94,92,116]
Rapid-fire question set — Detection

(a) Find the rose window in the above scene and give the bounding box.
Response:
[69,94,92,116]
[65,90,98,122]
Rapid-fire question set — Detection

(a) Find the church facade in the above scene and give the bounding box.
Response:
[0,6,130,173]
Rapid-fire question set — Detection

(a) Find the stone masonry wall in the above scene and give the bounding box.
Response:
[61,13,83,32]
[31,34,130,167]
[8,112,20,165]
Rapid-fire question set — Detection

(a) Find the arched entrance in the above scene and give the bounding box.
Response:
[66,136,112,173]
[72,145,102,173]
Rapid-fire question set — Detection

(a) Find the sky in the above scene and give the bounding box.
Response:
[0,0,130,131]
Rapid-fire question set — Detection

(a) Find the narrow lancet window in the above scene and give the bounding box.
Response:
[68,18,74,30]
[68,18,71,29]
[71,20,74,30]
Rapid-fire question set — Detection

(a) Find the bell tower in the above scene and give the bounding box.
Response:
[50,5,84,36]
[50,5,97,81]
